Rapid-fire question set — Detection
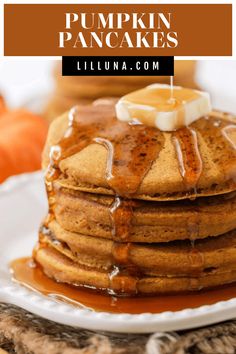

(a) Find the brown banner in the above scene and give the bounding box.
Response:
[4,4,232,56]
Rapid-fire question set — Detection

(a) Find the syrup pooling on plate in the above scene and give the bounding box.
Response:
[10,257,236,314]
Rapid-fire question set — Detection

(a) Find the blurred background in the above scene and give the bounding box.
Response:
[0,60,235,113]
[0,59,235,184]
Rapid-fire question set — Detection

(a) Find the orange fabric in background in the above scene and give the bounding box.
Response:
[0,98,48,183]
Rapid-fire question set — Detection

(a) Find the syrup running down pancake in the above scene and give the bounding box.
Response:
[43,107,236,200]
[53,187,236,242]
[9,83,236,299]
[29,93,236,296]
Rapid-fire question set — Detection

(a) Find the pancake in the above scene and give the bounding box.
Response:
[35,244,236,295]
[40,220,236,279]
[43,105,236,201]
[54,186,236,242]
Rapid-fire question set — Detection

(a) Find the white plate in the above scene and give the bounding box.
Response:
[0,171,236,333]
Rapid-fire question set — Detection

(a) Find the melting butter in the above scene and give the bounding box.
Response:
[116,84,212,131]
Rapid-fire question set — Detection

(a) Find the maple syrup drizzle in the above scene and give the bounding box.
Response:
[46,104,164,197]
[194,115,236,183]
[171,115,236,279]
[122,80,199,129]
[172,127,202,194]
[109,242,141,295]
[172,126,204,269]
[222,125,236,149]
[109,197,136,241]
[188,240,205,290]
[43,103,164,295]
[10,257,236,314]
[169,75,174,103]
[108,197,140,293]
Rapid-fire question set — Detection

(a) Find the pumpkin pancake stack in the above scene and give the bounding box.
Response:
[35,88,236,296]
[46,60,197,121]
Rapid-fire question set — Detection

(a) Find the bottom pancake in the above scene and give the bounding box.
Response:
[35,244,236,296]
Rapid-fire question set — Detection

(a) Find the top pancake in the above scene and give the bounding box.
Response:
[42,102,236,201]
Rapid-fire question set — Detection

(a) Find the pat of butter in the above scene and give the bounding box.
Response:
[115,84,212,131]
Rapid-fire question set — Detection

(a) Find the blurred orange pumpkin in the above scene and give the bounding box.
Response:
[0,96,48,183]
